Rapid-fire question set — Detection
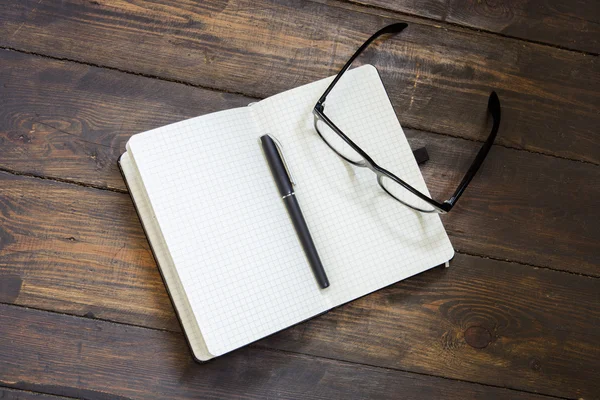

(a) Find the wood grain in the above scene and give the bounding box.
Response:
[0,388,71,400]
[0,172,178,332]
[0,50,252,190]
[260,254,600,399]
[1,173,598,397]
[1,0,598,163]
[413,130,600,276]
[0,304,566,400]
[350,0,600,54]
[1,52,598,274]
[0,2,597,399]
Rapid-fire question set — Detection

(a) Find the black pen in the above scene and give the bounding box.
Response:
[260,134,330,289]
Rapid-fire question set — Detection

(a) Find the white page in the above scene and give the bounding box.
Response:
[127,108,330,356]
[120,151,211,360]
[251,65,454,308]
[126,66,454,358]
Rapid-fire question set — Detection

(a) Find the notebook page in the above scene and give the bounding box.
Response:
[251,65,454,308]
[120,151,211,360]
[127,108,330,356]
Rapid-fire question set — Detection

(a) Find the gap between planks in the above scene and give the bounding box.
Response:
[0,166,127,194]
[334,0,600,57]
[0,164,595,280]
[0,302,569,400]
[0,385,81,400]
[1,45,598,167]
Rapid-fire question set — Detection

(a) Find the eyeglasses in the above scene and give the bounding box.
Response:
[313,23,501,214]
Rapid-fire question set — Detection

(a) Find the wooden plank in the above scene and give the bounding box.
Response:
[0,1,598,163]
[260,254,600,399]
[0,172,177,332]
[1,52,598,274]
[412,129,600,276]
[0,388,71,400]
[0,50,252,190]
[1,173,598,398]
[0,304,562,400]
[349,0,600,54]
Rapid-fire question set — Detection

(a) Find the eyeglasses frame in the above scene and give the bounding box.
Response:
[313,22,501,213]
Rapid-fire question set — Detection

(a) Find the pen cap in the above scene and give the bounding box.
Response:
[260,135,294,196]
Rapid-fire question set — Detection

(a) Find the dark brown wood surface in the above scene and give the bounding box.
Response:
[351,0,600,54]
[1,51,598,275]
[0,0,598,399]
[0,388,71,400]
[0,304,568,400]
[1,172,598,397]
[1,0,599,163]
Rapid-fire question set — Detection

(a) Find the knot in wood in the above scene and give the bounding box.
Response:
[464,326,492,349]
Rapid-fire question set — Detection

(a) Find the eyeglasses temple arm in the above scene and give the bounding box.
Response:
[445,92,501,208]
[317,22,408,105]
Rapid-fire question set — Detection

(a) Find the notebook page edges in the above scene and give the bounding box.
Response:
[126,108,330,357]
[250,65,454,309]
[120,151,211,361]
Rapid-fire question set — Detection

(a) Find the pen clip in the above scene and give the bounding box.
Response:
[269,135,296,186]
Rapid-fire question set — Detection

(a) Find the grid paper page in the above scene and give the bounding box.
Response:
[251,64,454,308]
[120,152,210,360]
[127,108,330,356]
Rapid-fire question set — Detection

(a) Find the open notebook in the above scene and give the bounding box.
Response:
[120,65,454,361]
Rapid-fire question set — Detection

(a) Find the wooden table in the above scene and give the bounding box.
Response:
[1,1,598,399]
